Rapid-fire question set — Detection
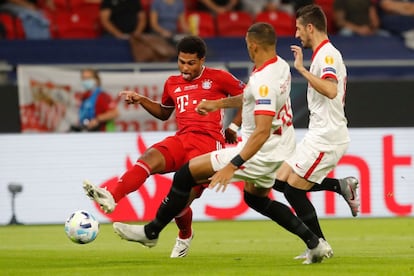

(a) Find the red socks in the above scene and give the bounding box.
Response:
[175,207,193,239]
[107,161,151,203]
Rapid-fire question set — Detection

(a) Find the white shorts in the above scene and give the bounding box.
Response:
[285,137,349,184]
[210,144,283,188]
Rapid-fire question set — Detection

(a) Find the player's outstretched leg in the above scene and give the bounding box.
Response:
[113,222,158,248]
[83,180,116,213]
[339,177,360,217]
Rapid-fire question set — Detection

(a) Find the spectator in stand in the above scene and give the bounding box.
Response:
[0,0,53,39]
[99,0,146,40]
[377,0,414,49]
[333,0,381,36]
[292,0,313,12]
[71,68,119,132]
[197,0,243,14]
[149,0,189,42]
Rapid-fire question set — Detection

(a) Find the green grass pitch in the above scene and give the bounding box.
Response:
[1,218,413,275]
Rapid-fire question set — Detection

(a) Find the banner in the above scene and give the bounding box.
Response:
[0,128,413,225]
[17,65,180,133]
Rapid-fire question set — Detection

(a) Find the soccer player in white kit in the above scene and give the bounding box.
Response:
[112,22,333,264]
[274,4,358,260]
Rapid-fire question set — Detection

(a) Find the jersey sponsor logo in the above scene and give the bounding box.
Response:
[202,79,212,89]
[323,67,336,74]
[174,87,182,93]
[256,99,271,105]
[324,55,334,65]
[184,84,198,91]
[176,95,189,113]
[259,85,269,97]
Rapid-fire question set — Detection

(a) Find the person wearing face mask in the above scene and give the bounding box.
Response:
[71,68,119,132]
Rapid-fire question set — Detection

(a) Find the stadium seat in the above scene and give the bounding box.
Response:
[255,11,295,37]
[51,10,101,39]
[0,12,25,39]
[70,0,101,12]
[186,11,216,37]
[216,11,253,37]
[38,0,70,12]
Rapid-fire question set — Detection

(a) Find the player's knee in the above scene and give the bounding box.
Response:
[173,162,196,192]
[244,190,269,214]
[284,184,306,203]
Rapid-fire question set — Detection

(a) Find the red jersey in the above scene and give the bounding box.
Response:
[162,66,245,143]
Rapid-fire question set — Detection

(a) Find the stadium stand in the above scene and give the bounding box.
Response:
[0,12,25,39]
[216,11,254,37]
[254,11,295,36]
[186,11,216,37]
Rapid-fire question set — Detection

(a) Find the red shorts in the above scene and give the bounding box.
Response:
[151,132,224,197]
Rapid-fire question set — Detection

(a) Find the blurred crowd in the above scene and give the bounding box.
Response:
[0,0,413,51]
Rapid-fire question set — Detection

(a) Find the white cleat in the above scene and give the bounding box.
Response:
[83,180,116,213]
[113,222,158,248]
[339,177,360,217]
[170,232,194,258]
[303,238,332,264]
[295,240,333,260]
[294,249,309,260]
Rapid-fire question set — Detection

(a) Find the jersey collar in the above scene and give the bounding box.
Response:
[311,39,330,61]
[253,56,278,73]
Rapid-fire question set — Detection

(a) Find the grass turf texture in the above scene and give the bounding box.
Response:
[1,218,413,275]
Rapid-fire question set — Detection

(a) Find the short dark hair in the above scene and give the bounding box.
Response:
[296,4,327,33]
[176,35,207,59]
[247,22,277,47]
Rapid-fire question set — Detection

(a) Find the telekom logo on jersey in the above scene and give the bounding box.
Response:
[94,135,412,222]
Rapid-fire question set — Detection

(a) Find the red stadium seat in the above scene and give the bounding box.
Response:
[255,11,295,37]
[51,10,101,39]
[38,0,70,12]
[216,11,253,37]
[186,11,216,37]
[0,13,25,39]
[70,0,101,12]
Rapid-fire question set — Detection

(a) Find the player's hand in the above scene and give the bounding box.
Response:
[208,164,237,193]
[196,100,219,115]
[119,90,141,104]
[290,45,305,72]
[225,128,238,144]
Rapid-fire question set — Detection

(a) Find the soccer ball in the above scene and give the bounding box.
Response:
[64,210,99,244]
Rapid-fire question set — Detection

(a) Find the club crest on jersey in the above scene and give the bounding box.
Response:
[259,85,269,97]
[325,56,334,65]
[202,79,212,89]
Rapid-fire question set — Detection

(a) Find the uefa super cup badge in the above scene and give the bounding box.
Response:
[202,80,212,90]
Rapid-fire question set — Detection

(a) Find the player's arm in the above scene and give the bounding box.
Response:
[291,45,338,99]
[196,94,243,114]
[209,114,273,192]
[119,90,174,120]
[225,107,242,144]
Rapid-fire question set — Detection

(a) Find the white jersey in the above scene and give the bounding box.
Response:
[240,55,295,162]
[306,40,350,145]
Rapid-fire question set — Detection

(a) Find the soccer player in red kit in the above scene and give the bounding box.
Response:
[83,35,245,258]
